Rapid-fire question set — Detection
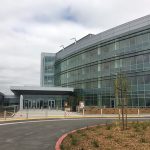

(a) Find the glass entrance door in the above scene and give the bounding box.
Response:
[48,100,55,109]
[40,100,44,109]
[36,100,40,109]
[35,100,44,109]
[24,100,28,109]
[28,100,32,109]
[24,100,32,109]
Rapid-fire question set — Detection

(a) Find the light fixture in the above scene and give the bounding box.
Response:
[70,37,77,44]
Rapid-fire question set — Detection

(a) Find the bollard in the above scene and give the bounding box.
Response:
[4,110,6,120]
[119,109,121,115]
[138,109,140,116]
[101,108,103,115]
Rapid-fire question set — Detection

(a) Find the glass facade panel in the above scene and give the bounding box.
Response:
[41,53,55,87]
[52,22,150,108]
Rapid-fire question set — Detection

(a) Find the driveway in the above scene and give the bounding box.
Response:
[0,118,113,150]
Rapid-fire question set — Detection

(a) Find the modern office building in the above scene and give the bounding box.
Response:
[40,53,55,87]
[2,15,150,110]
[41,15,150,108]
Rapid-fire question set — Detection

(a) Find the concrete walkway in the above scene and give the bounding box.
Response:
[14,109,81,118]
[14,109,150,118]
[0,109,150,122]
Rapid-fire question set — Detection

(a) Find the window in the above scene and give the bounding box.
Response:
[98,80,101,88]
[136,55,143,64]
[119,39,129,49]
[142,33,149,43]
[144,75,150,84]
[91,65,98,78]
[130,37,136,47]
[102,62,110,70]
[136,35,143,45]
[137,76,144,85]
[143,53,150,63]
[90,49,97,61]
[115,41,119,50]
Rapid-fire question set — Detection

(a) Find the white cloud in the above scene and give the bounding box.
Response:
[0,0,150,94]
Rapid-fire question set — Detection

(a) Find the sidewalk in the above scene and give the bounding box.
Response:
[0,109,150,122]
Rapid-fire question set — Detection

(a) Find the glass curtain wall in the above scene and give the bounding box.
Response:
[55,30,150,108]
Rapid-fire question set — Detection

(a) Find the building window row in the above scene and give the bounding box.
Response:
[56,32,150,73]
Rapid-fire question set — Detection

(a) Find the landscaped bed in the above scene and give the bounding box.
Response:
[61,122,150,150]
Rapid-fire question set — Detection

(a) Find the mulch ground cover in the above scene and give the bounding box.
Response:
[61,121,150,150]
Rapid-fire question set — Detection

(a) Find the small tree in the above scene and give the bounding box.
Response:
[114,72,128,130]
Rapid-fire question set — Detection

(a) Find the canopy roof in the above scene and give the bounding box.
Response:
[10,86,74,95]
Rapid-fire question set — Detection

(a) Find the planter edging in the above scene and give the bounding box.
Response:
[55,124,105,150]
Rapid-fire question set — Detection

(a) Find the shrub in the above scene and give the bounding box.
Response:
[131,122,150,132]
[114,138,121,143]
[68,134,73,138]
[106,124,113,130]
[96,125,102,129]
[71,136,78,146]
[132,122,141,132]
[77,130,82,134]
[140,137,147,143]
[60,144,64,150]
[140,122,150,130]
[129,133,136,138]
[92,140,99,148]
[97,132,103,135]
[106,134,113,139]
[81,133,87,137]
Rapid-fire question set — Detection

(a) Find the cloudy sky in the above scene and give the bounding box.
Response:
[0,0,150,94]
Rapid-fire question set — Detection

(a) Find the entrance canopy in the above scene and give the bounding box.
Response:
[10,86,74,95]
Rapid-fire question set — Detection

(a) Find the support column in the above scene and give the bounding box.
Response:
[20,95,23,111]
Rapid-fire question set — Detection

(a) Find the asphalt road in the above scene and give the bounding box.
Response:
[0,118,149,150]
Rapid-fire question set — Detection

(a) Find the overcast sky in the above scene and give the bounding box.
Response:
[0,0,150,94]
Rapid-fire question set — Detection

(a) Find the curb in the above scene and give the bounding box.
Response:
[0,115,148,122]
[55,124,105,150]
